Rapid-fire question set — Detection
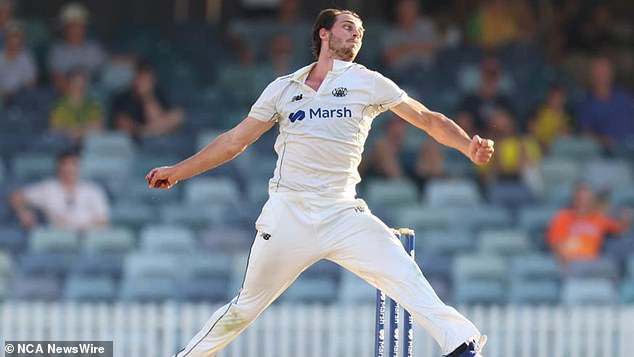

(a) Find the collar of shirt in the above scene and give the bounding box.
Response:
[290,59,354,84]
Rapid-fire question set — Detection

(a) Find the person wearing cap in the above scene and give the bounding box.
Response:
[0,21,37,105]
[47,2,106,91]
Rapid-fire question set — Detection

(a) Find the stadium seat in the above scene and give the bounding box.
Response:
[453,255,508,284]
[120,276,178,302]
[64,275,116,301]
[424,179,482,207]
[70,254,124,279]
[462,205,513,231]
[416,254,452,281]
[182,253,232,280]
[12,153,56,181]
[280,277,338,304]
[0,159,5,184]
[123,253,183,280]
[603,235,634,264]
[30,228,80,253]
[550,137,600,161]
[621,280,634,304]
[178,277,229,302]
[626,256,634,278]
[159,203,217,229]
[17,252,75,278]
[140,225,197,254]
[478,229,532,256]
[562,278,616,305]
[200,227,255,254]
[84,227,135,254]
[509,280,560,305]
[247,177,271,206]
[338,271,376,304]
[488,181,535,211]
[518,205,560,249]
[12,276,61,300]
[117,179,181,205]
[83,132,135,159]
[111,201,156,230]
[583,159,634,189]
[0,251,13,281]
[184,177,241,206]
[511,253,561,282]
[454,280,507,305]
[610,186,634,208]
[364,178,419,208]
[0,278,8,300]
[303,260,342,282]
[99,61,134,93]
[540,158,581,187]
[566,258,619,281]
[80,155,131,194]
[0,226,27,254]
[420,230,475,256]
[394,205,453,232]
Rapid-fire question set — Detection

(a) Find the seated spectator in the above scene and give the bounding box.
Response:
[49,68,103,143]
[9,150,110,232]
[0,21,36,105]
[456,56,514,134]
[531,83,570,150]
[415,139,446,185]
[0,0,14,48]
[359,118,408,179]
[47,3,106,91]
[577,56,634,153]
[381,0,439,75]
[548,183,632,262]
[478,109,541,191]
[466,0,535,49]
[112,60,184,138]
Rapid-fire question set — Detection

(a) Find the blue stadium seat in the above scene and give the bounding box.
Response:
[80,155,131,195]
[0,226,27,254]
[610,186,634,208]
[0,278,8,300]
[562,278,616,305]
[550,137,600,161]
[12,153,56,181]
[124,253,183,280]
[621,280,634,304]
[488,182,535,211]
[518,205,560,250]
[416,254,452,281]
[200,227,254,254]
[70,254,124,279]
[394,205,453,232]
[462,205,513,231]
[424,179,482,207]
[140,225,197,254]
[511,254,561,282]
[116,179,181,205]
[453,254,508,285]
[454,280,507,305]
[509,280,560,305]
[478,229,532,256]
[84,227,135,254]
[183,253,232,280]
[567,258,619,281]
[338,271,375,304]
[583,159,634,190]
[120,276,178,302]
[365,178,419,208]
[184,177,241,206]
[626,256,634,278]
[159,204,216,230]
[603,235,634,265]
[111,201,156,230]
[12,276,61,300]
[0,251,13,282]
[84,132,136,159]
[303,260,342,282]
[30,228,80,253]
[280,278,338,304]
[178,277,228,302]
[420,230,475,256]
[64,276,116,301]
[18,252,75,278]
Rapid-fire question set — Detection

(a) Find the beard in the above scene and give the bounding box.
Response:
[328,34,359,61]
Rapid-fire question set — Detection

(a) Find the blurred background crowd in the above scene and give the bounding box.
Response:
[0,0,633,306]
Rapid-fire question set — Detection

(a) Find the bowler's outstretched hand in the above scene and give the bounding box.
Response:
[146,166,179,189]
[468,135,495,165]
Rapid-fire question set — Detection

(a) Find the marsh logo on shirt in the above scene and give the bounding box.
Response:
[288,107,352,123]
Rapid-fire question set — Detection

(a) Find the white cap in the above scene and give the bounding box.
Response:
[59,2,90,24]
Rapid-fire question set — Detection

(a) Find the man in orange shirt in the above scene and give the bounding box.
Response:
[548,183,632,261]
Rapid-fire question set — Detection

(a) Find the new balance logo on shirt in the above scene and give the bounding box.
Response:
[288,107,353,123]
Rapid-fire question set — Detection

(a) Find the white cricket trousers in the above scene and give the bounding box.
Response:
[174,191,480,356]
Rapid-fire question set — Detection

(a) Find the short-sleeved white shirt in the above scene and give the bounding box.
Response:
[23,179,110,231]
[249,59,407,196]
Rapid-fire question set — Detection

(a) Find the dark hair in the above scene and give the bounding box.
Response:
[57,149,79,164]
[135,58,154,74]
[311,8,361,59]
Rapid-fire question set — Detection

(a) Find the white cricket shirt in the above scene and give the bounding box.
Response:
[248,59,407,196]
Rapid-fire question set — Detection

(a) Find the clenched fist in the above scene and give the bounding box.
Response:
[468,135,495,165]
[146,166,179,189]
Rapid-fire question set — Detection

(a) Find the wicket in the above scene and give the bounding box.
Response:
[374,228,416,357]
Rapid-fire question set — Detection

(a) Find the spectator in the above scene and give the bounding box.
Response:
[466,0,535,49]
[478,109,541,190]
[0,21,36,105]
[266,33,296,77]
[112,60,184,138]
[414,139,446,185]
[49,67,103,143]
[48,2,106,91]
[359,117,408,179]
[577,56,634,152]
[456,56,514,134]
[548,183,632,262]
[0,0,13,49]
[9,150,110,232]
[531,83,570,150]
[381,0,439,75]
